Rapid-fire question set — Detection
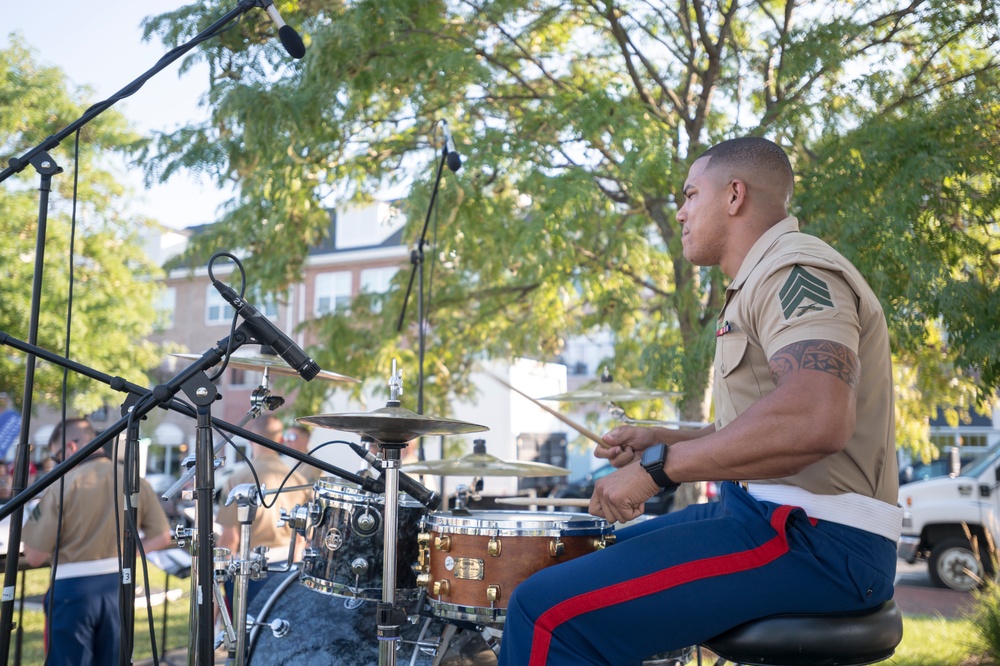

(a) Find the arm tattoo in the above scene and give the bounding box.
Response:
[768,340,860,390]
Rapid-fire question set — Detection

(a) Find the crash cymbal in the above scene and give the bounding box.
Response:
[402,452,570,478]
[171,351,359,384]
[539,381,680,403]
[298,405,488,443]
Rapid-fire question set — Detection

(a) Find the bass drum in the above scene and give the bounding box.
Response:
[247,573,499,665]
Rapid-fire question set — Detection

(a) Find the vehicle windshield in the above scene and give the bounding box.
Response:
[959,443,1000,479]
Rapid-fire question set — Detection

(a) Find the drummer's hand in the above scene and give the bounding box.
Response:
[589,461,659,525]
[596,425,656,467]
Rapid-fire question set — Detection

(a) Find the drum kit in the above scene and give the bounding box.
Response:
[180,353,684,666]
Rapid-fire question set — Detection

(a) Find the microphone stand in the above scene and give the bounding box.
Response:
[396,144,451,461]
[0,328,384,665]
[0,1,270,661]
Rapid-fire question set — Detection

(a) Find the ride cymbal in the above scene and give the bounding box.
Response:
[171,351,359,384]
[402,452,570,478]
[298,406,488,443]
[539,381,679,403]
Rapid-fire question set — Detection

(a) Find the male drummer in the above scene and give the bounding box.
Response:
[498,137,901,664]
[217,415,312,605]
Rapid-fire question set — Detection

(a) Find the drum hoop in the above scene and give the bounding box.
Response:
[427,598,506,625]
[299,572,420,601]
[424,510,609,536]
[314,480,423,510]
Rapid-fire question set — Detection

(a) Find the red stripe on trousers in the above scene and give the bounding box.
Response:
[528,505,797,666]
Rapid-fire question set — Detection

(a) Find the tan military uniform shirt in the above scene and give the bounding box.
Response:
[216,454,312,553]
[714,217,898,507]
[22,456,171,564]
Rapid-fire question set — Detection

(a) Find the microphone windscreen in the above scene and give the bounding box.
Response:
[279,25,306,59]
[447,151,463,172]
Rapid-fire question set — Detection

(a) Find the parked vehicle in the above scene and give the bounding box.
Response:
[898,443,1000,591]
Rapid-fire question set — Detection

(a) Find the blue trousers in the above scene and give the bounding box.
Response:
[45,572,120,666]
[498,482,896,665]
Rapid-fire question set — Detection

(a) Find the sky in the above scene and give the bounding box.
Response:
[5,1,231,230]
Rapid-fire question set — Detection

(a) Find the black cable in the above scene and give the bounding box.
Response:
[43,127,84,666]
[206,252,247,383]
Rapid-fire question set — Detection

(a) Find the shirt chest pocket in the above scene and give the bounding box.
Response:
[714,333,750,427]
[718,334,749,378]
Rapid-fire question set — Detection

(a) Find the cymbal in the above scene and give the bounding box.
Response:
[298,405,488,443]
[171,351,359,384]
[539,381,679,403]
[402,452,570,478]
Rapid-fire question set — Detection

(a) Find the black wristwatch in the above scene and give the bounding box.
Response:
[641,443,680,492]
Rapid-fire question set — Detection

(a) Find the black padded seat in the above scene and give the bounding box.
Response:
[702,600,903,666]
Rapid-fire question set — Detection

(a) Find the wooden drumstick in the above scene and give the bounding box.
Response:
[486,372,608,448]
[494,497,591,508]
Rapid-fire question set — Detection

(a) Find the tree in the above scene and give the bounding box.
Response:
[0,35,165,414]
[141,0,1000,460]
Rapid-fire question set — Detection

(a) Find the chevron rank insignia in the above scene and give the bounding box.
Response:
[778,266,834,319]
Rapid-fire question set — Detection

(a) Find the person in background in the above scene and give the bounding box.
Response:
[216,415,312,605]
[22,418,173,666]
[282,423,323,484]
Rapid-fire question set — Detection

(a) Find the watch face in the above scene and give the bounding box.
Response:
[643,443,665,466]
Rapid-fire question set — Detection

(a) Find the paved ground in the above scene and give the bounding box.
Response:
[893,560,977,619]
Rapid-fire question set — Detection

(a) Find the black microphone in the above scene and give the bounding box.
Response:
[441,120,462,172]
[348,441,442,510]
[259,0,306,59]
[213,282,320,381]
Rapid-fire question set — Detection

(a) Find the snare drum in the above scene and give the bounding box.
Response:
[299,479,424,601]
[416,510,615,625]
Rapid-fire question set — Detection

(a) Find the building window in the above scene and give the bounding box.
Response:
[315,271,353,315]
[206,286,236,325]
[360,266,397,313]
[154,287,176,331]
[206,286,278,325]
[962,434,989,448]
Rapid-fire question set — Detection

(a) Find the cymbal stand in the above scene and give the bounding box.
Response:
[162,366,283,503]
[377,364,409,666]
[220,483,267,665]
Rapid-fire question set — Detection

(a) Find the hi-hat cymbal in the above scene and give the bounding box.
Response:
[402,452,570,478]
[171,351,359,384]
[539,381,680,403]
[298,405,488,443]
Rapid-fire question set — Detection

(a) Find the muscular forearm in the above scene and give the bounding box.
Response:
[666,372,855,483]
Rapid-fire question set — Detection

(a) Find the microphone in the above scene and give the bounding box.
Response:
[441,120,463,172]
[259,0,306,59]
[348,441,442,510]
[213,281,320,381]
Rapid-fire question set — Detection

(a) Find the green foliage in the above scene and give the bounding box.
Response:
[0,35,166,413]
[968,581,1000,664]
[140,1,1000,443]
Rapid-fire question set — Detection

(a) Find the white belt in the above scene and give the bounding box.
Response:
[747,483,903,541]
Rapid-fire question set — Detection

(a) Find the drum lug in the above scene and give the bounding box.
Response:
[486,584,501,604]
[549,538,565,557]
[435,535,452,552]
[433,579,451,597]
[416,532,432,573]
[594,533,617,550]
[416,573,432,588]
[350,558,369,576]
[487,536,502,557]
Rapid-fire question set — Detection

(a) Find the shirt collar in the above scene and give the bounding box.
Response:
[728,216,800,292]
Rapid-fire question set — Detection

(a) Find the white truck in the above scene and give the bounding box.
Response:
[897,443,1000,591]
